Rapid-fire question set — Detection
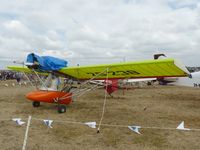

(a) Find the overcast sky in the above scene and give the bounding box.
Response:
[0,0,200,69]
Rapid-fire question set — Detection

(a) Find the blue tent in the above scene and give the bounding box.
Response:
[26,53,68,71]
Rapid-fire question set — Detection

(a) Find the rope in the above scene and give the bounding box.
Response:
[22,116,32,150]
[33,117,85,125]
[97,68,109,133]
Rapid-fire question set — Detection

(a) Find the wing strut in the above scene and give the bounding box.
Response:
[32,70,48,90]
[22,72,35,88]
[59,68,109,101]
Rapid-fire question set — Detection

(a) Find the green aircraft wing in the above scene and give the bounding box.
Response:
[8,58,190,80]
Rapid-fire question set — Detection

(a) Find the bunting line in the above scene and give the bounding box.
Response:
[31,117,200,132]
[1,116,200,150]
[1,116,200,132]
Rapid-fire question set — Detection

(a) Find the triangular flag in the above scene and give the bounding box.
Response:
[12,118,26,125]
[128,126,141,135]
[43,120,53,128]
[176,121,190,131]
[85,122,96,128]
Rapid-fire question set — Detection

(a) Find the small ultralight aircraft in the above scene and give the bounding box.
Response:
[8,53,190,113]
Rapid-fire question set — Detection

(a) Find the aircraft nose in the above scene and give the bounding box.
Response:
[26,91,40,101]
[26,92,35,100]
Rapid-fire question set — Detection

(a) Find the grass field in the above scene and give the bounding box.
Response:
[0,80,200,150]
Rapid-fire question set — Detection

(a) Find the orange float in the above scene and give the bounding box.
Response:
[26,90,72,105]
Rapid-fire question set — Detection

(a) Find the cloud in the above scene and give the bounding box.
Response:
[0,0,200,67]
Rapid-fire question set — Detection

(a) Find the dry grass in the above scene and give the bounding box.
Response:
[0,80,200,150]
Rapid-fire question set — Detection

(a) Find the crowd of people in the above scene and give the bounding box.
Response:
[0,70,22,81]
[0,70,49,86]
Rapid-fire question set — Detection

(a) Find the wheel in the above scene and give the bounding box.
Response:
[32,101,40,107]
[58,105,66,113]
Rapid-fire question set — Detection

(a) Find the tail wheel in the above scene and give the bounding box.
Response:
[32,101,40,107]
[58,105,66,113]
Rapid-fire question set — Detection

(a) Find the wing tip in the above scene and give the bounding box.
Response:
[174,59,190,75]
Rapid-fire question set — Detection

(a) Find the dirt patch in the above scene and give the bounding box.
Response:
[0,82,200,150]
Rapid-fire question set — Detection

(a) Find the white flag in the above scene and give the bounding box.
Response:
[128,126,141,135]
[176,121,190,131]
[43,120,53,128]
[85,122,96,128]
[12,118,25,125]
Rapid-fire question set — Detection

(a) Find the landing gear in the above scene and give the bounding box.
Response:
[32,101,40,107]
[57,105,66,113]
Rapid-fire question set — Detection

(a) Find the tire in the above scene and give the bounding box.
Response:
[58,105,66,113]
[32,101,40,107]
